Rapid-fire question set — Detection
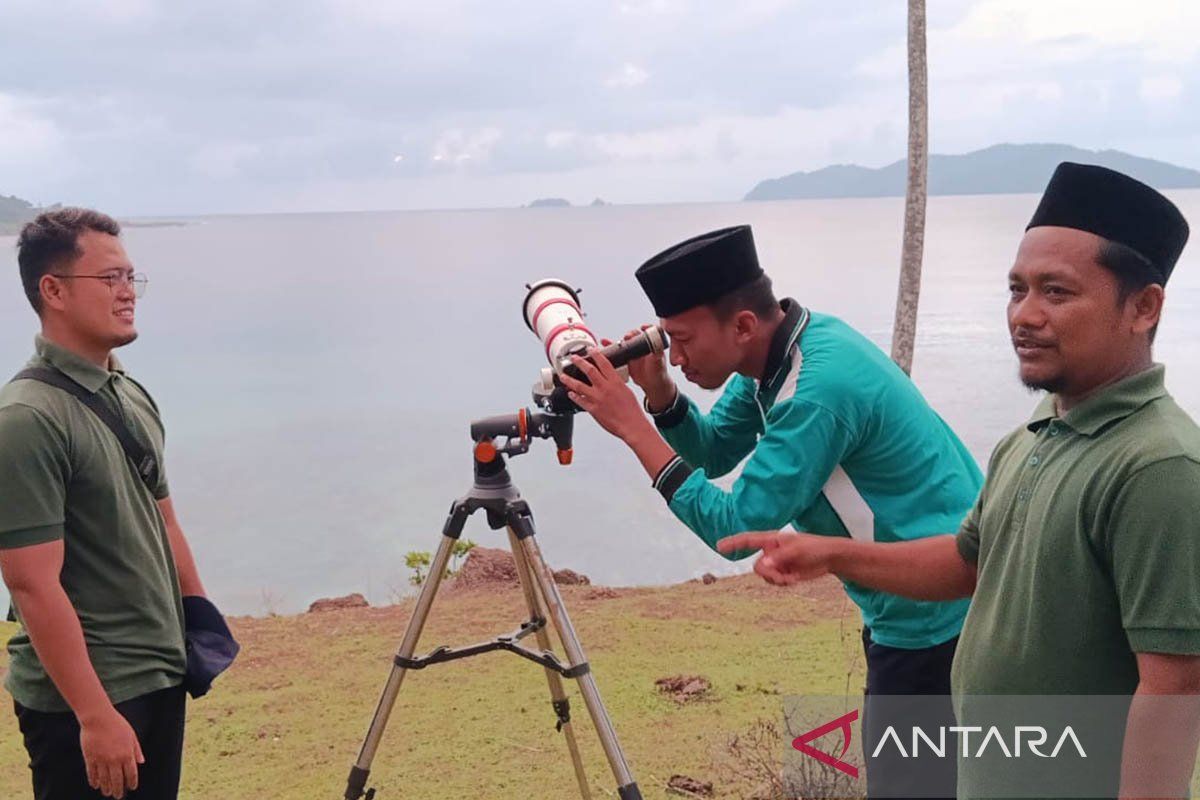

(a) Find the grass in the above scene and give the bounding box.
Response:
[0,575,865,799]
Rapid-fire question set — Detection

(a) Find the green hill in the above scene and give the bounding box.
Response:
[745,143,1200,201]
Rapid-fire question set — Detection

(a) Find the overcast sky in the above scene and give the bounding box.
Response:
[1,0,1197,216]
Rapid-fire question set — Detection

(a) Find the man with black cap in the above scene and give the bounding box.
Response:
[718,163,1200,798]
[559,224,983,798]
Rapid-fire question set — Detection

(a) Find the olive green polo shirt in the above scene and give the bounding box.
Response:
[953,364,1200,698]
[0,336,185,712]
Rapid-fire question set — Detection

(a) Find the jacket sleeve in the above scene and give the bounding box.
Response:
[656,396,859,560]
[653,375,763,478]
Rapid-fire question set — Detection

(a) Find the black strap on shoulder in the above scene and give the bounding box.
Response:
[10,367,160,493]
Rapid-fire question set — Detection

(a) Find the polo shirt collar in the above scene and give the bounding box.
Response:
[1025,364,1168,436]
[34,335,124,394]
[1025,395,1057,433]
[760,298,810,390]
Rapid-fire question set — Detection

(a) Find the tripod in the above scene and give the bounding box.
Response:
[343,409,642,800]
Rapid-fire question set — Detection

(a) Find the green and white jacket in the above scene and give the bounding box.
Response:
[651,300,982,649]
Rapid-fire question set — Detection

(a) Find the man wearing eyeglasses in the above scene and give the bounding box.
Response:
[0,208,207,799]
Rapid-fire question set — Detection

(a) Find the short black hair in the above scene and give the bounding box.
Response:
[1097,239,1159,342]
[17,207,121,314]
[709,273,779,321]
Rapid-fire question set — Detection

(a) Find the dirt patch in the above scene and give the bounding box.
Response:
[655,674,712,703]
[552,568,590,586]
[667,774,714,796]
[451,546,519,588]
[450,547,590,590]
[307,593,368,613]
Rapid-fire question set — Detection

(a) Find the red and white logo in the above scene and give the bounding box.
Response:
[792,709,860,779]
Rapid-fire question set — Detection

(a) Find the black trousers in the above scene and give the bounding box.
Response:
[13,685,186,800]
[862,627,958,800]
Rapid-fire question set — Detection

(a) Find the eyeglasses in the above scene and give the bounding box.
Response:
[51,272,148,298]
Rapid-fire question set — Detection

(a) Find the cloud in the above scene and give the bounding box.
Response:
[6,0,157,25]
[604,63,650,89]
[956,0,1200,61]
[188,142,262,180]
[0,94,63,161]
[0,0,1194,214]
[1140,74,1184,104]
[0,94,69,192]
[617,0,684,17]
[430,127,503,167]
[503,93,906,173]
[851,0,1199,165]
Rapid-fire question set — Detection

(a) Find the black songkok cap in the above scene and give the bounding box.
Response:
[635,225,763,317]
[1027,162,1189,284]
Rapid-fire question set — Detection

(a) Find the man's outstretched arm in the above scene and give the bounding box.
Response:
[716,532,977,600]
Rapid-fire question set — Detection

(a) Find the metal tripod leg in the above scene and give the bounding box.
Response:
[512,531,643,800]
[507,529,593,800]
[344,534,457,800]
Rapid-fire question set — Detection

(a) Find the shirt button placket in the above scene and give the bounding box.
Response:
[1015,427,1052,523]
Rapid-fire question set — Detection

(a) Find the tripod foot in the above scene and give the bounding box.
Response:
[344,765,372,800]
[618,782,643,800]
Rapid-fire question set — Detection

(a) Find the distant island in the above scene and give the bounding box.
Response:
[526,197,571,208]
[744,143,1200,201]
[0,194,50,235]
[0,194,188,234]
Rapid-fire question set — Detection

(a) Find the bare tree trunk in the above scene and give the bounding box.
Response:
[890,0,928,376]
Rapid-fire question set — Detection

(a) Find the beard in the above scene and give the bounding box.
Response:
[1021,370,1065,394]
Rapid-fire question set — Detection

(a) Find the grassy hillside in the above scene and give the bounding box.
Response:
[0,575,865,799]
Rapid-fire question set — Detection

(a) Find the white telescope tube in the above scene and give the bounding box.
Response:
[523,279,598,373]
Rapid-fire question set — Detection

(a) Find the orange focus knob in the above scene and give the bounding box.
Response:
[557,448,574,466]
[475,440,498,463]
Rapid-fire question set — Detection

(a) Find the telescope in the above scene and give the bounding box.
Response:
[523,279,668,415]
[471,279,668,465]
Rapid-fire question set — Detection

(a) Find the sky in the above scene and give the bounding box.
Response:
[1,0,1197,216]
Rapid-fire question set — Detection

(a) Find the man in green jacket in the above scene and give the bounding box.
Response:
[560,224,982,798]
[718,163,1200,798]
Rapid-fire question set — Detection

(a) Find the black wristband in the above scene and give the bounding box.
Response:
[648,388,688,429]
[652,455,694,503]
